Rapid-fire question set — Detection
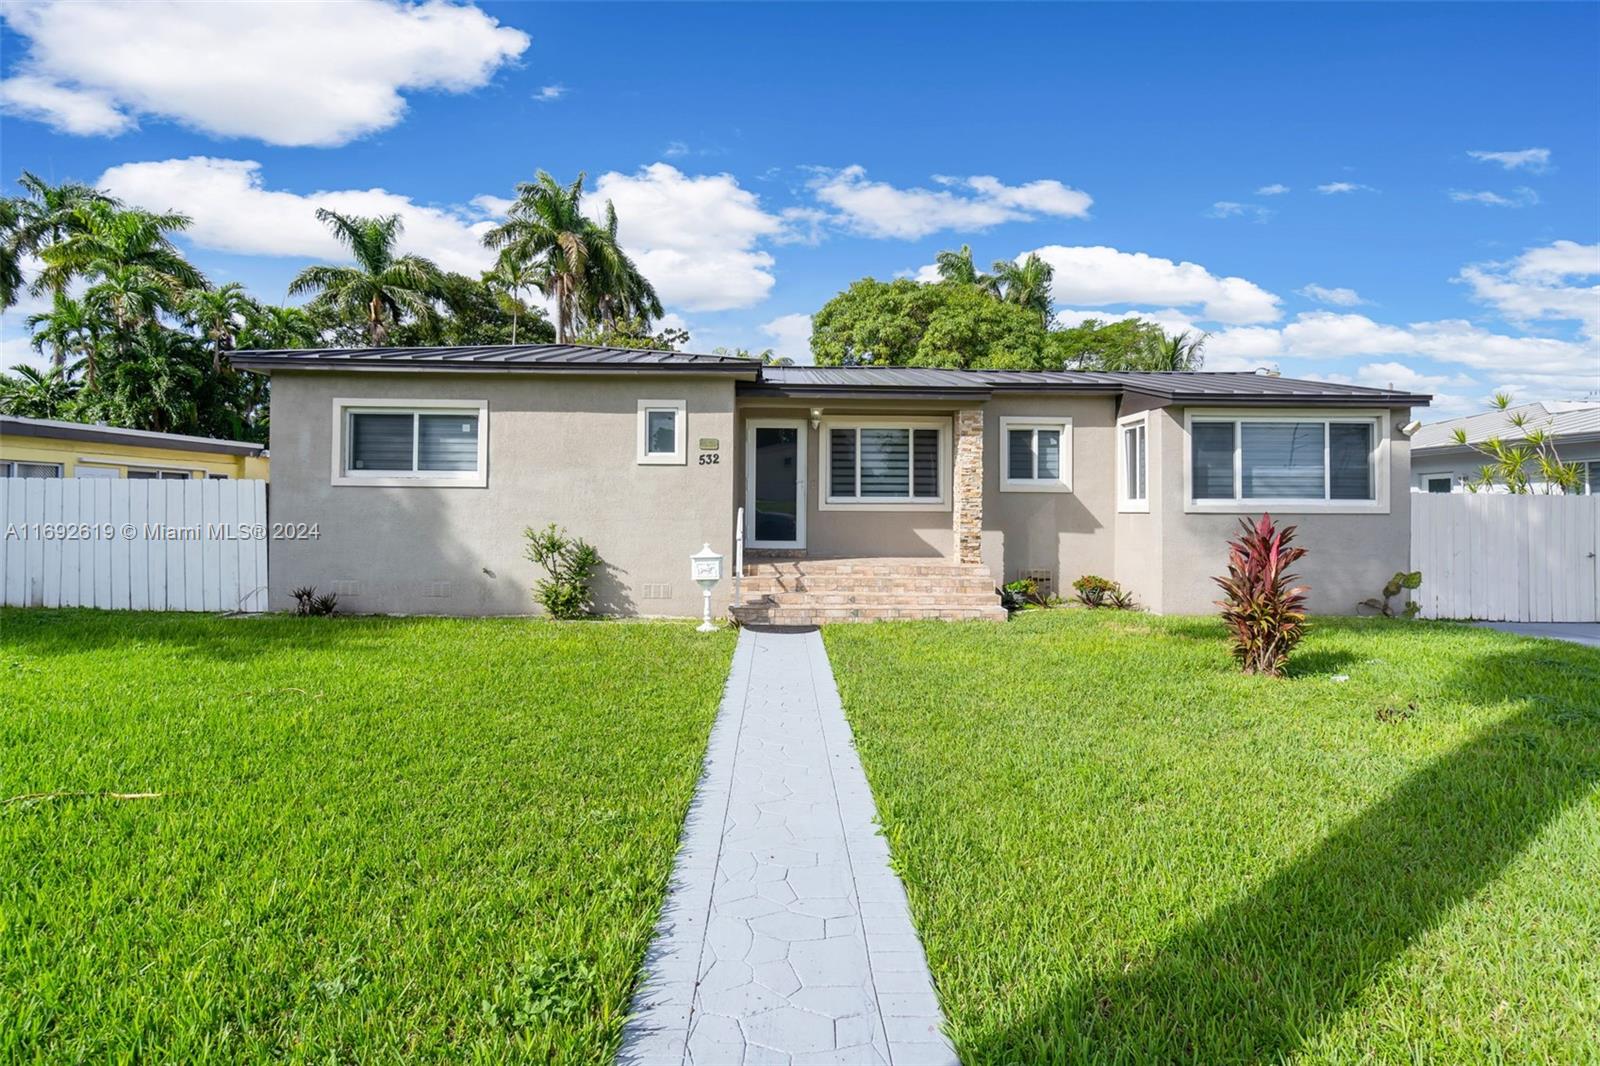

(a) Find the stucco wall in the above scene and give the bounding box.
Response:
[268,371,737,617]
[979,394,1119,600]
[1151,406,1414,616]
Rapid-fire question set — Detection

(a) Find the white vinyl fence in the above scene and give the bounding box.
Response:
[1411,493,1600,622]
[1,478,268,612]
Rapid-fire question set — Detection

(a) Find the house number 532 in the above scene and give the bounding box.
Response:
[698,453,720,465]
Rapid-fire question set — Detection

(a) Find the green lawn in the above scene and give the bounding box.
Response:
[824,612,1600,1065]
[0,609,735,1064]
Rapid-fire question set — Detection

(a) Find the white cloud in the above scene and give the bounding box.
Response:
[1209,311,1598,388]
[0,0,528,146]
[1448,187,1538,208]
[1467,148,1551,172]
[760,313,814,364]
[1456,240,1600,339]
[1208,201,1272,222]
[1316,182,1375,194]
[0,73,131,135]
[1024,245,1282,325]
[1297,283,1367,307]
[535,84,567,102]
[663,141,690,158]
[590,163,784,312]
[1256,184,1290,196]
[97,157,496,275]
[809,166,1092,240]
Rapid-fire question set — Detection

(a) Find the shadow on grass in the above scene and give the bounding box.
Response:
[981,645,1600,1065]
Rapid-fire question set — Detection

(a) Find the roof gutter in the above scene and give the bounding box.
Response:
[230,356,760,379]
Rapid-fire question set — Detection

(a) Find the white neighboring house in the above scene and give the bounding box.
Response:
[1410,400,1600,494]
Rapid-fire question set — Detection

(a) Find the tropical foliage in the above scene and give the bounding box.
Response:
[813,245,1209,371]
[1213,513,1310,677]
[0,167,683,441]
[1454,392,1587,494]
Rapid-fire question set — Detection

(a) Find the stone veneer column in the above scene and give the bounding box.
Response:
[953,408,984,564]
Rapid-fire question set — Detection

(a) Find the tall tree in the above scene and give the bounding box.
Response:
[83,265,173,385]
[4,173,116,359]
[26,292,96,376]
[0,363,80,419]
[988,253,1055,323]
[486,254,539,344]
[183,281,257,372]
[482,172,594,343]
[583,201,663,330]
[241,303,321,350]
[1138,328,1208,371]
[288,210,443,345]
[934,244,986,287]
[37,200,202,299]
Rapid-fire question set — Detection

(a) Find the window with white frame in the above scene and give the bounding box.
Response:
[2,461,62,478]
[1424,475,1453,494]
[1119,417,1148,510]
[825,422,945,505]
[127,468,193,480]
[637,399,686,464]
[332,399,487,486]
[1189,414,1382,507]
[1000,416,1072,491]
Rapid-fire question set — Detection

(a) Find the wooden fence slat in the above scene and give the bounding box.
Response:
[41,478,62,608]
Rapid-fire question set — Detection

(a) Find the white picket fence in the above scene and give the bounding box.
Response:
[1,478,268,612]
[1411,493,1600,622]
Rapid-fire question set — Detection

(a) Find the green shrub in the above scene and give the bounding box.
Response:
[1359,571,1422,618]
[523,524,602,619]
[1071,574,1120,608]
[291,586,338,616]
[1213,513,1308,677]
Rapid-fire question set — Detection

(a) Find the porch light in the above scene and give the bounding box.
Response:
[810,408,822,430]
[690,543,724,632]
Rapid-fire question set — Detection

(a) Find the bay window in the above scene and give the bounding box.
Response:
[1187,412,1385,511]
[824,421,946,506]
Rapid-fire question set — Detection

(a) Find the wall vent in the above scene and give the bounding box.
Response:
[641,583,673,600]
[334,579,360,597]
[1024,569,1054,600]
[421,580,453,598]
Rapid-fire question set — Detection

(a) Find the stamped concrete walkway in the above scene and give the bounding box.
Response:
[620,627,957,1066]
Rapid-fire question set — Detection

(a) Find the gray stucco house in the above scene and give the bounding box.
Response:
[233,344,1429,621]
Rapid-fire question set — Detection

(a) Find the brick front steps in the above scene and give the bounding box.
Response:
[730,556,1008,625]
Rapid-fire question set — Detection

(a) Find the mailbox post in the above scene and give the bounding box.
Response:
[690,543,724,632]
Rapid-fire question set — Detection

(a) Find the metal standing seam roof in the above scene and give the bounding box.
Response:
[228,344,762,373]
[1411,401,1600,451]
[228,344,1431,406]
[0,414,264,456]
[752,366,1431,405]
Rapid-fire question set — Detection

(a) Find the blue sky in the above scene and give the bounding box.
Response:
[2,1,1596,419]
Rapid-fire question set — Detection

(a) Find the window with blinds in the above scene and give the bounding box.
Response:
[1190,416,1378,503]
[1000,417,1071,490]
[344,408,481,477]
[826,425,942,503]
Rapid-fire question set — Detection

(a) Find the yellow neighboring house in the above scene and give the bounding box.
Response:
[0,415,268,480]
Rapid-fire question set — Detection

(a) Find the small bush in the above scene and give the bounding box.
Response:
[1359,570,1422,618]
[291,586,338,617]
[523,524,602,619]
[1001,577,1046,610]
[1213,513,1309,677]
[1072,574,1123,608]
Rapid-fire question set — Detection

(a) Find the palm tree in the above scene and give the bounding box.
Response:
[486,254,538,344]
[183,282,257,372]
[26,292,95,374]
[289,210,443,345]
[83,265,172,385]
[1140,328,1209,371]
[37,200,202,299]
[934,244,986,286]
[243,303,321,349]
[988,253,1055,322]
[482,172,596,344]
[4,173,116,357]
[0,363,80,419]
[584,201,663,330]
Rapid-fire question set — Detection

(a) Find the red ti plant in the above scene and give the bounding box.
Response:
[1213,513,1310,677]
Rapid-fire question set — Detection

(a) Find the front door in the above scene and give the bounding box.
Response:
[745,420,806,549]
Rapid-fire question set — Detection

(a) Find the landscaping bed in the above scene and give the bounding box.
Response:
[825,612,1600,1064]
[1,610,735,1063]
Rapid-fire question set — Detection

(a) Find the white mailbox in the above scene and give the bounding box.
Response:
[690,543,724,631]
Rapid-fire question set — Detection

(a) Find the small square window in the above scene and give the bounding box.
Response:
[1000,417,1072,492]
[638,400,686,464]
